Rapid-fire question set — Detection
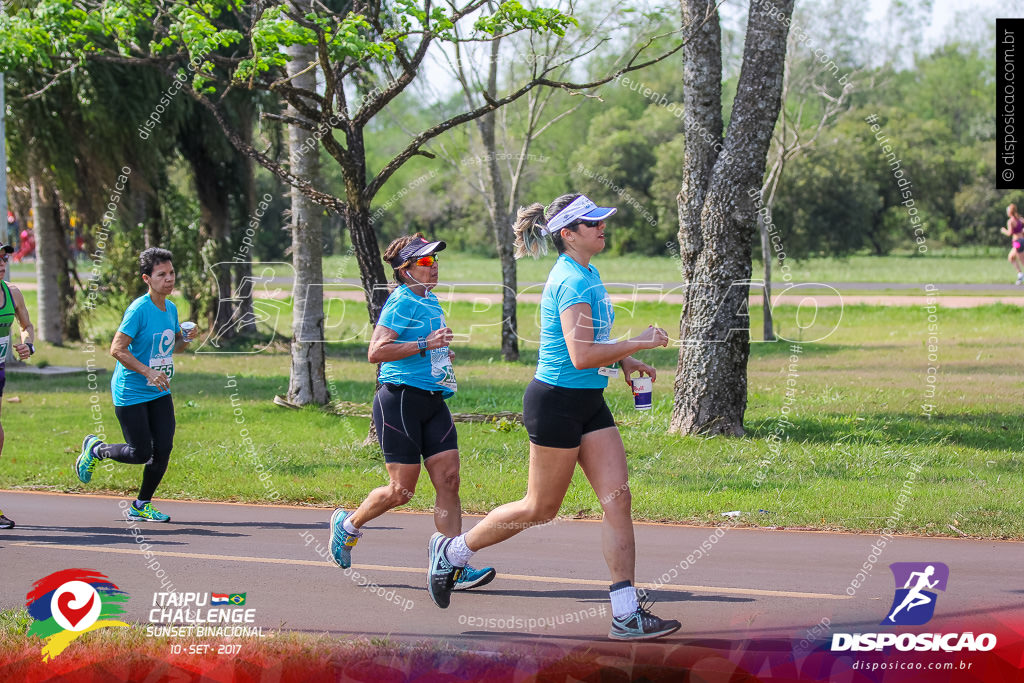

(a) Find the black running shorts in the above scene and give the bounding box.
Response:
[522,379,616,449]
[371,383,458,465]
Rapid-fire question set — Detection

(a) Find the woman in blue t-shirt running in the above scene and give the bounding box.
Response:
[425,194,680,641]
[327,234,496,592]
[73,248,197,522]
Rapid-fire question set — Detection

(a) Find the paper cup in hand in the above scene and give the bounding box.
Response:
[631,376,653,410]
[180,322,197,342]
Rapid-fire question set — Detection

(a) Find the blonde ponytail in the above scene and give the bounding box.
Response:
[512,193,584,259]
[512,203,549,260]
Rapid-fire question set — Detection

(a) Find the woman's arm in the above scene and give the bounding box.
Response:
[560,303,668,370]
[367,324,454,364]
[9,286,35,359]
[110,331,168,389]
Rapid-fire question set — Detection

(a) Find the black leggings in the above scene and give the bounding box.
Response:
[98,394,176,502]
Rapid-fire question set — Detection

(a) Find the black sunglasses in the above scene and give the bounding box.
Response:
[578,219,604,228]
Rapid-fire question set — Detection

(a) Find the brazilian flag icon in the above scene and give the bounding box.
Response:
[228,593,246,605]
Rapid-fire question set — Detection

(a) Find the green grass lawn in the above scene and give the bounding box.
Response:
[30,248,1001,287]
[8,246,1023,288]
[2,297,1021,539]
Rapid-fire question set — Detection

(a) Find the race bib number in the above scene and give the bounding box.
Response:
[430,348,457,392]
[598,364,619,377]
[0,335,9,360]
[146,329,176,386]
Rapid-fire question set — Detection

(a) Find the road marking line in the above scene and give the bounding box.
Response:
[11,542,849,600]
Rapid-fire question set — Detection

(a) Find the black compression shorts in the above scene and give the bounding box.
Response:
[371,383,458,464]
[522,379,616,449]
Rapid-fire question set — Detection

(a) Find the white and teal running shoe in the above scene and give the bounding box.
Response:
[329,508,359,569]
[75,435,101,484]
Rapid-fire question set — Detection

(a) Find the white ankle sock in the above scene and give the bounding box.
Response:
[609,583,638,619]
[446,534,474,567]
[342,516,361,536]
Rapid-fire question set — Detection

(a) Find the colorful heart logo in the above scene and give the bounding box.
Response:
[49,581,101,632]
[56,590,95,629]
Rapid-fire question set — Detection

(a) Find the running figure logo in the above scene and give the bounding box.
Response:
[883,562,949,626]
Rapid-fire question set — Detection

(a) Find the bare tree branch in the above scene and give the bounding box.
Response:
[365,32,691,201]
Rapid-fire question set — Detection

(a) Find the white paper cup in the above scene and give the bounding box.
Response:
[631,376,653,410]
[180,321,197,341]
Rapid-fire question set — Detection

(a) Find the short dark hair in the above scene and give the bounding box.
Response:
[140,247,174,277]
[381,233,424,286]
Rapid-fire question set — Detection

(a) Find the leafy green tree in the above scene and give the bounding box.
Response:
[4,61,181,342]
[572,105,674,254]
[770,124,884,256]
[1,0,684,402]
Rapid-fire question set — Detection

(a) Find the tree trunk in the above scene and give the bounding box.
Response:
[344,191,387,444]
[30,157,62,344]
[233,104,257,335]
[56,205,81,341]
[495,217,519,361]
[346,203,389,325]
[759,213,775,341]
[670,0,792,436]
[285,36,328,405]
[333,107,389,325]
[190,161,235,337]
[136,191,160,248]
[478,127,519,361]
[476,37,519,361]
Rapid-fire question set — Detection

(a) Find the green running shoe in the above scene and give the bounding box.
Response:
[75,435,101,484]
[128,502,171,523]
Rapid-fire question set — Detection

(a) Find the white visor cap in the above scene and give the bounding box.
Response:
[543,195,617,235]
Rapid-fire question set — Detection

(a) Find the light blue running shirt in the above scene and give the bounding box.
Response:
[535,253,615,389]
[111,293,180,406]
[376,285,456,398]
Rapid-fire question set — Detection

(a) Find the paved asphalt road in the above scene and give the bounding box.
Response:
[1,491,1021,647]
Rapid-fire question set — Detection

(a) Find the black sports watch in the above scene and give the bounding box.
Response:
[417,337,427,357]
[26,342,34,356]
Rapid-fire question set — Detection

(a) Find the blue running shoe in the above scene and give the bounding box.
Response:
[329,508,359,569]
[75,435,101,484]
[608,592,680,641]
[128,502,170,523]
[453,564,496,591]
[427,532,462,609]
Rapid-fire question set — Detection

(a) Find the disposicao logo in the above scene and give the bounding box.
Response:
[831,562,996,653]
[26,569,130,661]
